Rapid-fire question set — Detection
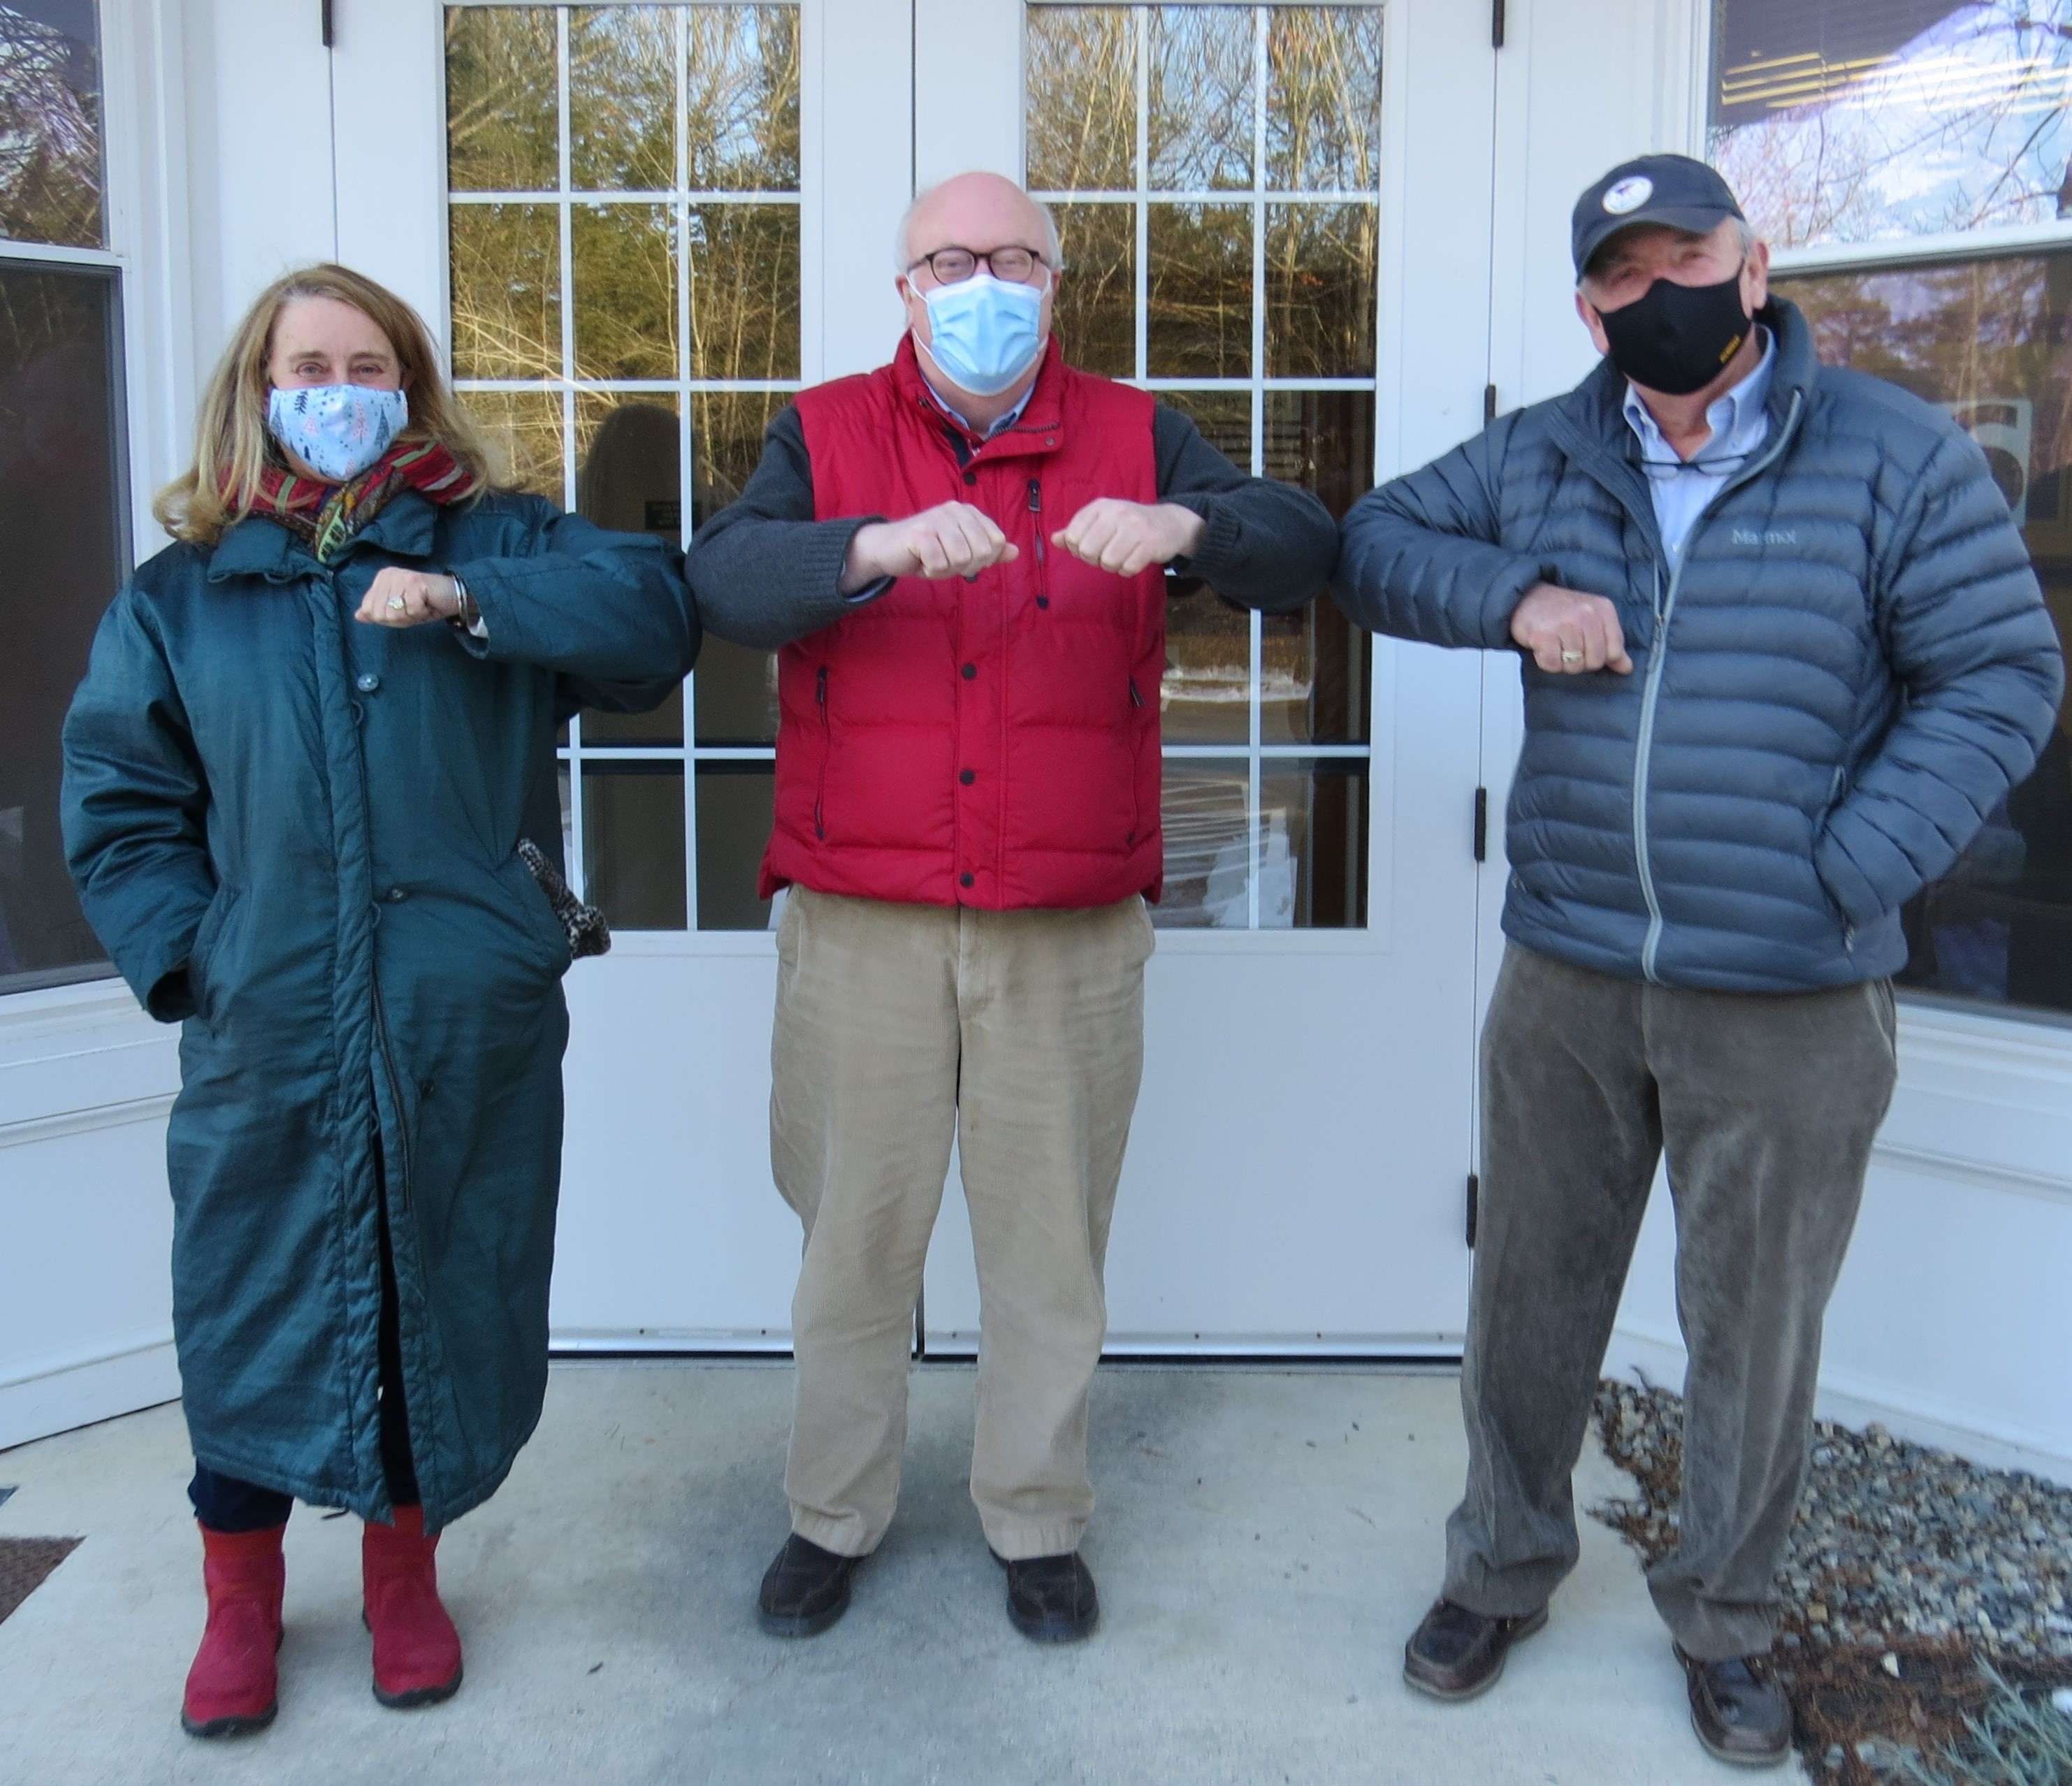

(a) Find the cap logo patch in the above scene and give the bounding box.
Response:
[1603,175,1653,215]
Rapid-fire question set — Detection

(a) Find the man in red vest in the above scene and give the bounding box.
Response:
[690,171,1336,1643]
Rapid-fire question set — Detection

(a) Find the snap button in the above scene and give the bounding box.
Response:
[960,769,976,785]
[961,663,976,680]
[1035,596,1050,609]
[960,872,975,889]
[356,672,380,694]
[962,471,977,486]
[385,887,410,903]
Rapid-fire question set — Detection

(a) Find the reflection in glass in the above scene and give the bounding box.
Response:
[1266,201,1376,378]
[686,4,800,191]
[570,6,675,193]
[445,6,558,194]
[1149,6,1254,191]
[449,203,560,381]
[1263,391,1372,742]
[1149,201,1252,377]
[1157,760,1252,927]
[0,0,104,247]
[693,389,785,746]
[1161,387,1252,469]
[1262,758,1367,927]
[583,763,686,930]
[1266,6,1383,192]
[1027,6,1136,191]
[1162,589,1252,745]
[0,260,123,992]
[577,394,683,746]
[1052,201,1136,377]
[686,203,799,379]
[1783,251,2072,1016]
[573,203,676,380]
[1712,1,2072,249]
[461,388,563,500]
[695,763,777,929]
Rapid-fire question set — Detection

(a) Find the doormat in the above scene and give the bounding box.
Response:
[0,1538,80,1627]
[1590,1377,2072,1785]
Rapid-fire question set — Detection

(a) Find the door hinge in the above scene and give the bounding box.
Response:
[321,0,334,48]
[1491,0,1506,50]
[1466,1173,1481,1249]
[1472,786,1489,863]
[1483,382,1498,425]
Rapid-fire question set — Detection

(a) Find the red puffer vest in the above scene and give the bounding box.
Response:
[761,336,1165,910]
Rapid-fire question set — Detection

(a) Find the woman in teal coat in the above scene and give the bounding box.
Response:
[60,264,693,1737]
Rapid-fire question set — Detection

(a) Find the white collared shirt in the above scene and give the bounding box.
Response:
[1620,327,1775,565]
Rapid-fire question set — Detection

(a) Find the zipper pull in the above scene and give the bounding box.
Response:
[1129,676,1143,709]
[816,665,827,706]
[1029,479,1047,566]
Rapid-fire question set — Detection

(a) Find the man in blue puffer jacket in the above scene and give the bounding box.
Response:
[1335,154,2064,1767]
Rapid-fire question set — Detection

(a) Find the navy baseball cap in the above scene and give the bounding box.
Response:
[1572,154,1745,280]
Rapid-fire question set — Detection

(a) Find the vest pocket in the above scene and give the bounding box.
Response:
[1126,676,1146,845]
[813,665,829,841]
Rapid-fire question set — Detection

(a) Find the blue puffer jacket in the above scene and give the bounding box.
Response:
[1334,298,2064,992]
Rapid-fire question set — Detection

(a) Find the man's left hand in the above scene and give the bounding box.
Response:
[356,567,463,628]
[1052,500,1206,576]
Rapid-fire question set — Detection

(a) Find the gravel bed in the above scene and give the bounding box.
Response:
[1590,1377,2072,1785]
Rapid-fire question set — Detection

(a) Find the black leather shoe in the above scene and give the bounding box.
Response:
[1402,1597,1549,1700]
[758,1534,861,1638]
[1676,1647,1792,1768]
[990,1549,1099,1643]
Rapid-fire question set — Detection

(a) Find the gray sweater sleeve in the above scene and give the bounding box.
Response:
[684,405,883,650]
[686,393,1340,648]
[1152,403,1340,614]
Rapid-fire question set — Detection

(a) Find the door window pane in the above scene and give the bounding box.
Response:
[1027,3,1382,929]
[0,0,106,248]
[446,6,804,936]
[576,393,682,746]
[695,762,776,929]
[0,260,124,993]
[1711,1,2072,249]
[1781,250,2072,1018]
[582,762,686,930]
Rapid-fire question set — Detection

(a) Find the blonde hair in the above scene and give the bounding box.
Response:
[154,263,498,546]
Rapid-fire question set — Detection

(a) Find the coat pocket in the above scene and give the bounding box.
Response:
[187,885,242,1020]
[498,851,577,978]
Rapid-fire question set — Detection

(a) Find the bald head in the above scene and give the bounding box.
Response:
[894,172,1062,273]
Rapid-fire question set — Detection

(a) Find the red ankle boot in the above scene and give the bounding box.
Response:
[361,1505,463,1708]
[182,1523,287,1738]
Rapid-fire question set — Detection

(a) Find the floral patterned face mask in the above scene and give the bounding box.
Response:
[266,382,408,483]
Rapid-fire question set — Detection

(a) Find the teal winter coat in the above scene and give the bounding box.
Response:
[61,490,693,1529]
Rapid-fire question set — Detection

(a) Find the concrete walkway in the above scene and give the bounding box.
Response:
[0,1363,1802,1785]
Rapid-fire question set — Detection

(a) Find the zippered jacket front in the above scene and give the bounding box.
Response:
[1333,298,2064,992]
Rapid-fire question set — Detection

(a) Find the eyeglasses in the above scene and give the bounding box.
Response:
[906,245,1049,286]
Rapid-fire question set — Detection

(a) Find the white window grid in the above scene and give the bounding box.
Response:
[1029,3,1384,929]
[445,3,802,927]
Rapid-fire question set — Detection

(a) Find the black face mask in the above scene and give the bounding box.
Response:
[1596,266,1752,395]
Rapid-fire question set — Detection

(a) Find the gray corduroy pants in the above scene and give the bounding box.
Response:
[1443,944,1898,1660]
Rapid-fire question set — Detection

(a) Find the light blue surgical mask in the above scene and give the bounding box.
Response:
[919,272,1047,398]
[266,382,408,482]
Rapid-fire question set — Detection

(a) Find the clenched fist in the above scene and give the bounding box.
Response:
[1509,582,1633,675]
[356,567,462,628]
[1052,499,1205,577]
[843,502,1020,588]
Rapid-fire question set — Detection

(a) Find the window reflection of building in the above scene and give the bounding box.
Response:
[1783,256,2072,1017]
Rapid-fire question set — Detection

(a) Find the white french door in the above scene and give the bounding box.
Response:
[327,0,1494,1352]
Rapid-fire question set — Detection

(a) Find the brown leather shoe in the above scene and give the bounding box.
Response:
[1403,1597,1549,1700]
[1675,1646,1793,1768]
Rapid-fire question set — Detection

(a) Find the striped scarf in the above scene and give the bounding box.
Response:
[249,440,482,564]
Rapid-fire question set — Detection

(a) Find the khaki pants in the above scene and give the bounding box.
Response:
[771,887,1153,1561]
